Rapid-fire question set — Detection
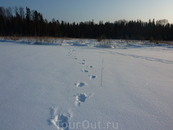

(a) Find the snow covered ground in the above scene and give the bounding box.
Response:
[0,39,173,130]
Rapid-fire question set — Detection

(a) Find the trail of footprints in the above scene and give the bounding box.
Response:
[74,57,96,106]
[50,49,97,130]
[69,50,97,106]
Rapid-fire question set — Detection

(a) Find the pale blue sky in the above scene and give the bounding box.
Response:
[1,0,173,23]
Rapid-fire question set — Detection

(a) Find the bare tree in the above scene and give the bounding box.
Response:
[156,19,168,26]
[19,7,25,19]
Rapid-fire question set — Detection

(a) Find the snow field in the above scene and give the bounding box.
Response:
[0,40,173,130]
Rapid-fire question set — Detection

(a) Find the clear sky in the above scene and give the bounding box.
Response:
[1,0,173,24]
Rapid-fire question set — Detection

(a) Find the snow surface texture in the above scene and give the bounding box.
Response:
[0,39,173,130]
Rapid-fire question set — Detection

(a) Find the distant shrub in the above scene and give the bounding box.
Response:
[97,34,106,42]
[150,37,154,43]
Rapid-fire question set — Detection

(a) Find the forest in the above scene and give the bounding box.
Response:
[0,6,173,41]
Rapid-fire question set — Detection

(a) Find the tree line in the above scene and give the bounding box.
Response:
[0,6,173,41]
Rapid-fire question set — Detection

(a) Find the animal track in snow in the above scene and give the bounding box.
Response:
[75,93,87,106]
[80,60,86,64]
[80,62,85,65]
[73,56,77,60]
[76,93,87,102]
[81,69,88,73]
[49,107,71,130]
[53,114,69,130]
[68,49,74,57]
[75,82,87,87]
[89,75,97,79]
[75,93,94,106]
[88,66,93,68]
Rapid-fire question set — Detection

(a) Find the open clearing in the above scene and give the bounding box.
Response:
[0,39,173,130]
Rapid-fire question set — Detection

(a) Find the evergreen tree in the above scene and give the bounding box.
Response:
[0,6,173,41]
[25,7,31,36]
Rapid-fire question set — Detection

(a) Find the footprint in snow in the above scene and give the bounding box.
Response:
[81,69,88,73]
[75,82,87,87]
[75,93,87,106]
[88,66,93,68]
[75,93,93,107]
[89,75,97,80]
[80,62,85,65]
[49,107,71,130]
